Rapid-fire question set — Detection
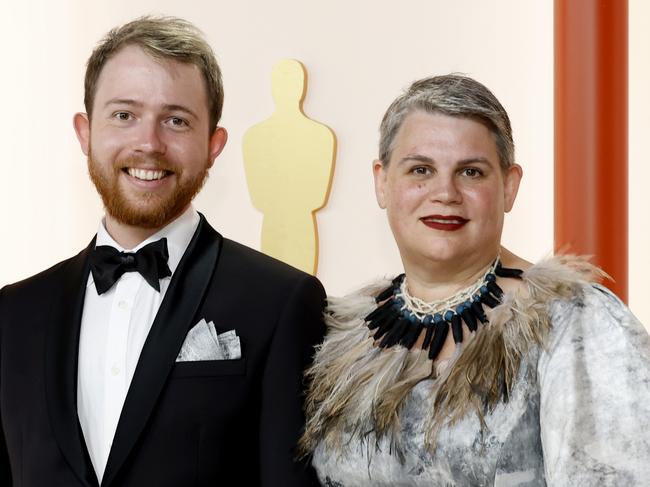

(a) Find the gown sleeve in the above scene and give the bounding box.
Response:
[538,284,650,486]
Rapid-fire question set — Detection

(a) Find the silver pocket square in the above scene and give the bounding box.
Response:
[177,319,241,362]
[216,329,241,360]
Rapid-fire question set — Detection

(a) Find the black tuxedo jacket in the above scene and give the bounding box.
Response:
[0,216,325,486]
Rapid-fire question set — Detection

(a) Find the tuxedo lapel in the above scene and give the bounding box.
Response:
[101,216,222,487]
[45,240,99,487]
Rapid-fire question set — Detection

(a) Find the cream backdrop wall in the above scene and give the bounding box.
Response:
[0,0,647,328]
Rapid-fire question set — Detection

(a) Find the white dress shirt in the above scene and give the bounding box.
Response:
[77,206,200,481]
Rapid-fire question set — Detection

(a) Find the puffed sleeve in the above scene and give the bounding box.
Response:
[538,284,650,486]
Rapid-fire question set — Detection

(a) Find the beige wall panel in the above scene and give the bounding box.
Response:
[1,2,559,316]
[629,0,650,329]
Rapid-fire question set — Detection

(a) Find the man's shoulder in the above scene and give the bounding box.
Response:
[1,247,88,301]
[219,237,315,285]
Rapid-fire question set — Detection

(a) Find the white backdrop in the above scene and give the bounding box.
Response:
[0,0,647,328]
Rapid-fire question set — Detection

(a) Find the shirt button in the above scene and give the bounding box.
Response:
[111,365,120,376]
[117,300,128,310]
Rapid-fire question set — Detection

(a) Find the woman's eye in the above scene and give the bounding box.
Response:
[412,166,431,176]
[462,167,482,177]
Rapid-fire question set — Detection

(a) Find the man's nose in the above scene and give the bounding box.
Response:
[134,119,166,155]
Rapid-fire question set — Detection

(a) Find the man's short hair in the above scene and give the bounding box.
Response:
[378,74,514,170]
[84,16,223,131]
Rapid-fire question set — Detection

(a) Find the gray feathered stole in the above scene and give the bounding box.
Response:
[300,255,605,456]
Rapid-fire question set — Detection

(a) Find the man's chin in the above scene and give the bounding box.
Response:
[105,198,185,229]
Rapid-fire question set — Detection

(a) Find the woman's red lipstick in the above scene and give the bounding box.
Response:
[420,215,468,231]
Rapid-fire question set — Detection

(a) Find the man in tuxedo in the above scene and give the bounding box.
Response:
[0,16,325,486]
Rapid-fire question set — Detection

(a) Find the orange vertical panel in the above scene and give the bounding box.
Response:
[555,0,628,301]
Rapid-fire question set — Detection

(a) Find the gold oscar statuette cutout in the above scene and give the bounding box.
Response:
[243,59,336,275]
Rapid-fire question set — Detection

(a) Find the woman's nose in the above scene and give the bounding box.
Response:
[428,174,462,204]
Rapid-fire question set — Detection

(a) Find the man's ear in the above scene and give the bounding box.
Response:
[503,163,523,213]
[73,112,90,156]
[372,159,388,209]
[207,127,228,168]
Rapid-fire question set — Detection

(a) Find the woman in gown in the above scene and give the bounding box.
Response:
[300,74,650,486]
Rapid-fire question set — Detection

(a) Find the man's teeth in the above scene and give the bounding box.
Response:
[127,168,167,181]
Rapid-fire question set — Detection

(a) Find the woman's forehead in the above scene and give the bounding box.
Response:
[392,111,499,160]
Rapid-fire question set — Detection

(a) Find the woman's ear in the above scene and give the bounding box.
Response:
[373,159,388,209]
[503,163,523,213]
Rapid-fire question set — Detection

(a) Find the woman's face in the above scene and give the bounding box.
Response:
[373,110,522,272]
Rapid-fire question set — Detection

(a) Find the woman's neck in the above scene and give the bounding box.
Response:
[403,251,499,302]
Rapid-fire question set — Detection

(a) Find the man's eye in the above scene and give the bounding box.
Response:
[169,117,188,127]
[114,112,132,121]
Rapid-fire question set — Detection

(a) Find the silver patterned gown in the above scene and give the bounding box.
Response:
[305,258,650,486]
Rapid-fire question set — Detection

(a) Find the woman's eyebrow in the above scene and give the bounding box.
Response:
[399,155,493,165]
[398,154,435,165]
[457,156,491,165]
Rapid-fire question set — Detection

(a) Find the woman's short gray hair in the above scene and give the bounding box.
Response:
[378,74,514,170]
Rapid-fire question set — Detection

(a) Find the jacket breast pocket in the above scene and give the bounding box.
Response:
[171,358,246,378]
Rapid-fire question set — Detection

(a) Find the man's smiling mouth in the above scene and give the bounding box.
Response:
[124,168,171,181]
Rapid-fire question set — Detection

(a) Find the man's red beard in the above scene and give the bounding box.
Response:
[87,152,209,229]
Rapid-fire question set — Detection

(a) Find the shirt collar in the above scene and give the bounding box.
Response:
[95,205,200,276]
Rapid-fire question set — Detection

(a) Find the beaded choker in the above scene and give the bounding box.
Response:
[364,260,523,361]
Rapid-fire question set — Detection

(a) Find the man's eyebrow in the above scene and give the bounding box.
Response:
[105,98,141,108]
[163,104,198,120]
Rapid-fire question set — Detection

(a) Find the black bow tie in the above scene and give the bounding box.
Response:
[89,238,172,295]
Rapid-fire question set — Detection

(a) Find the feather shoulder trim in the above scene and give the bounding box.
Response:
[300,255,605,455]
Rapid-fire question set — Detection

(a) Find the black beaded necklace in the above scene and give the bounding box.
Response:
[365,260,523,361]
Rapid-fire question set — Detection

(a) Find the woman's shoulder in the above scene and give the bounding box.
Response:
[516,255,650,375]
[518,255,642,334]
[497,253,608,320]
[502,253,600,301]
[544,281,649,357]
